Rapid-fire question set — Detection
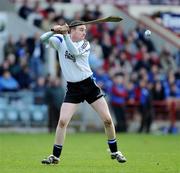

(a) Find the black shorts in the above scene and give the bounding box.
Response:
[64,76,105,104]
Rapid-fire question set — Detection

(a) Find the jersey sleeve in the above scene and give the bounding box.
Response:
[49,34,63,50]
[40,31,53,44]
[63,34,90,57]
[40,32,63,50]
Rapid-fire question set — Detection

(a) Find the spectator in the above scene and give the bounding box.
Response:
[45,0,55,14]
[27,1,43,27]
[164,71,180,99]
[134,49,151,71]
[139,68,149,82]
[0,60,10,76]
[81,4,93,21]
[6,54,20,79]
[152,81,165,101]
[150,51,160,66]
[18,0,33,19]
[126,80,136,102]
[41,11,56,32]
[135,45,148,61]
[101,32,112,60]
[90,38,103,60]
[3,35,16,58]
[27,32,45,80]
[0,70,19,91]
[110,72,128,132]
[160,46,177,72]
[33,76,46,104]
[111,25,126,50]
[92,5,102,19]
[119,51,133,74]
[16,34,28,59]
[16,65,32,89]
[104,53,120,74]
[169,83,180,98]
[45,77,65,133]
[89,51,103,71]
[93,67,112,94]
[138,79,153,133]
[163,71,176,98]
[124,32,138,57]
[88,24,102,40]
[89,38,103,70]
[148,64,160,83]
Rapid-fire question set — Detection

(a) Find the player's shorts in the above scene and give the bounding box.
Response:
[64,76,105,104]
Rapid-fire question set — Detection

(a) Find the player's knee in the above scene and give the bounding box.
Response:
[104,118,112,128]
[59,119,67,128]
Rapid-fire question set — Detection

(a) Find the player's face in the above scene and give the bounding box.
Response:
[71,25,86,41]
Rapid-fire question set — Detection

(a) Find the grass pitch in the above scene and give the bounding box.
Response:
[0,132,180,173]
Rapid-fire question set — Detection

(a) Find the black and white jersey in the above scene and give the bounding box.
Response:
[41,32,93,82]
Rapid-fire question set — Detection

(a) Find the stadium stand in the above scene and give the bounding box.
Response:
[149,11,180,37]
[0,1,179,133]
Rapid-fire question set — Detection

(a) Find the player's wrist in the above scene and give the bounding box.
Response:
[61,32,68,35]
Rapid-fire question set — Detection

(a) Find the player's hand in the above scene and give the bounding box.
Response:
[52,24,69,35]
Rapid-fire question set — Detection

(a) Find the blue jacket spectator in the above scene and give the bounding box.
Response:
[110,73,127,106]
[168,83,180,98]
[93,68,112,94]
[140,87,150,105]
[127,81,136,101]
[138,79,153,133]
[110,72,128,132]
[0,70,19,91]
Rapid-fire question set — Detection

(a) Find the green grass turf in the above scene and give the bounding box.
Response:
[0,133,180,173]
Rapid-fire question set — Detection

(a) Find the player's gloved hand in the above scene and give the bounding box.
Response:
[52,24,69,35]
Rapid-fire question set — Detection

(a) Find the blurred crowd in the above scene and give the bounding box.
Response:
[1,2,180,132]
[71,0,180,5]
[15,0,180,32]
[10,0,180,5]
[16,0,105,31]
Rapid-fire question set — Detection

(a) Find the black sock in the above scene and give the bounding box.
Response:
[53,144,62,158]
[108,139,118,153]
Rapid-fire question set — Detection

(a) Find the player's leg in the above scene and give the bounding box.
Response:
[91,97,116,139]
[90,97,126,163]
[42,103,78,164]
[54,102,79,145]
